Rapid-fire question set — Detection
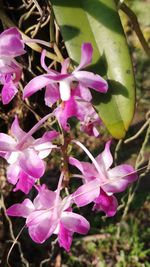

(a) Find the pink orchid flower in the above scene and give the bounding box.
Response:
[0,27,25,104]
[69,141,138,217]
[7,180,90,251]
[0,116,58,193]
[23,43,108,103]
[23,43,107,135]
[54,88,101,135]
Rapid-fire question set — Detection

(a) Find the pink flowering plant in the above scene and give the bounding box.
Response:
[0,27,139,256]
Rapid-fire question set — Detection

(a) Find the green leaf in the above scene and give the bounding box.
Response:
[50,0,136,139]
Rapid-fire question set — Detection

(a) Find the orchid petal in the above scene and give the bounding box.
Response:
[1,80,18,104]
[27,211,57,243]
[7,163,20,185]
[61,211,90,234]
[5,151,19,164]
[75,43,93,71]
[41,50,58,75]
[33,140,52,159]
[96,141,113,171]
[73,71,108,93]
[93,190,118,217]
[23,73,70,99]
[103,164,138,194]
[42,130,59,141]
[0,133,16,153]
[73,179,100,207]
[58,223,73,252]
[69,157,97,181]
[19,150,45,178]
[33,186,56,209]
[11,116,27,141]
[74,99,101,136]
[54,96,77,131]
[14,171,36,194]
[26,210,51,227]
[0,27,25,57]
[33,130,58,159]
[7,199,34,218]
[61,58,70,74]
[0,58,14,74]
[78,84,92,102]
[61,196,73,211]
[45,83,60,107]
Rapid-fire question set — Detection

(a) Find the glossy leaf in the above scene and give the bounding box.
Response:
[50,0,135,139]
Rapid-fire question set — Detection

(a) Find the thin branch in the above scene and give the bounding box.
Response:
[124,118,150,144]
[120,2,150,57]
[0,194,29,267]
[32,0,43,16]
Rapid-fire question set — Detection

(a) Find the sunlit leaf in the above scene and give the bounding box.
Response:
[50,0,136,139]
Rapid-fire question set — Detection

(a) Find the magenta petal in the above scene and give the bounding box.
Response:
[27,211,56,243]
[27,210,58,243]
[78,84,92,102]
[40,50,58,75]
[19,150,45,178]
[69,156,85,173]
[96,141,113,171]
[0,59,13,74]
[61,58,70,74]
[33,186,56,209]
[23,73,70,99]
[7,199,34,218]
[75,43,93,71]
[104,164,138,194]
[7,162,36,193]
[23,75,52,98]
[75,98,93,121]
[45,83,60,107]
[11,116,26,141]
[0,133,16,152]
[93,190,118,217]
[61,211,90,234]
[0,27,25,57]
[33,141,52,159]
[7,163,20,185]
[33,130,58,159]
[54,97,77,131]
[0,133,16,145]
[58,223,73,252]
[14,171,36,194]
[27,210,51,227]
[74,99,101,136]
[73,179,100,207]
[34,130,58,146]
[74,71,108,93]
[1,80,18,104]
[41,130,59,141]
[69,157,97,182]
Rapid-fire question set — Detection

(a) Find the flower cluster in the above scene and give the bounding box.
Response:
[0,27,138,251]
[0,28,25,104]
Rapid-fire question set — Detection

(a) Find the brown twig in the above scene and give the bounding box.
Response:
[124,117,150,144]
[120,2,150,57]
